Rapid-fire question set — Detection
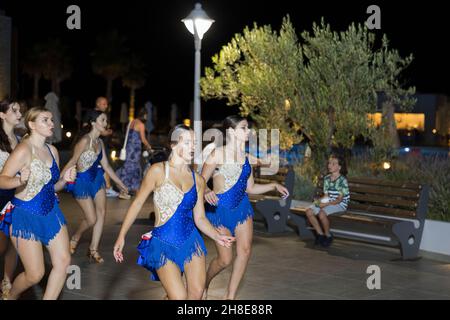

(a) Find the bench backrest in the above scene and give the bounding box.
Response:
[253,166,295,203]
[318,177,429,221]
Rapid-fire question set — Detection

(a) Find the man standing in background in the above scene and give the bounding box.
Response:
[85,96,119,198]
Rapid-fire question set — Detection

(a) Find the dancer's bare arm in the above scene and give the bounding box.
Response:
[49,145,76,192]
[0,143,30,189]
[113,163,163,262]
[246,166,289,198]
[99,140,128,193]
[201,149,220,205]
[60,136,88,179]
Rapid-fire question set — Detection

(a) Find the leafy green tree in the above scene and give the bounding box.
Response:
[201,17,415,172]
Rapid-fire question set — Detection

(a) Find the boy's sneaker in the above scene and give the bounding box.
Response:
[315,234,326,246]
[321,234,334,247]
[106,188,119,198]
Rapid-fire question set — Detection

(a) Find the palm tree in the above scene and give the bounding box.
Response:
[91,30,128,103]
[40,38,73,96]
[122,54,147,120]
[22,43,45,103]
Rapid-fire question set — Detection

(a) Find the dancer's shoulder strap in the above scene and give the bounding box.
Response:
[164,161,169,180]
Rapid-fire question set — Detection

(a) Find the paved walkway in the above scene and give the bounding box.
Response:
[2,194,450,300]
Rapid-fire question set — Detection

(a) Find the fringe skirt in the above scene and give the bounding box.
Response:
[136,228,207,281]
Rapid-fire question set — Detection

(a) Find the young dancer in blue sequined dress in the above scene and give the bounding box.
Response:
[114,125,235,300]
[201,115,289,300]
[62,110,128,263]
[0,107,76,300]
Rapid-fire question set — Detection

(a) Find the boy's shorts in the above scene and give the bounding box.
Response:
[308,204,346,216]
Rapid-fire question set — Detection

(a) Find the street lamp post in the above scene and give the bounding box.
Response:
[182,3,214,163]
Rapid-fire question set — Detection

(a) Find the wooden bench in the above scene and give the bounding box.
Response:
[248,166,295,233]
[288,177,430,260]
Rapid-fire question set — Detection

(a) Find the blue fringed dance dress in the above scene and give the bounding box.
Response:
[136,162,207,281]
[205,156,254,236]
[66,137,105,199]
[0,144,66,246]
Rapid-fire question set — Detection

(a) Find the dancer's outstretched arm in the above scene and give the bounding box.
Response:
[113,163,163,262]
[99,140,128,194]
[49,144,76,192]
[246,166,289,198]
[201,149,219,205]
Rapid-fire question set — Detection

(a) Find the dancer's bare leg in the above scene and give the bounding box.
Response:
[225,218,253,300]
[7,236,45,300]
[157,261,187,300]
[3,242,17,284]
[43,226,71,300]
[204,226,233,299]
[184,254,206,300]
[71,198,97,244]
[91,189,106,251]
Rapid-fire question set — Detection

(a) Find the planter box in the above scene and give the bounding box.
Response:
[419,219,450,256]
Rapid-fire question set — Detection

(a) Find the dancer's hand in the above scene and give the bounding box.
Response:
[113,237,125,263]
[204,188,219,206]
[63,165,77,183]
[275,183,289,199]
[19,166,31,185]
[214,234,235,248]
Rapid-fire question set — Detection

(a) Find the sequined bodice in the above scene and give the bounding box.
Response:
[153,162,196,225]
[215,157,251,209]
[77,137,102,172]
[151,162,198,247]
[0,150,9,172]
[22,146,58,201]
[214,157,250,193]
[10,144,59,215]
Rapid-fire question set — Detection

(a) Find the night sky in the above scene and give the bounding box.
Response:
[1,0,449,126]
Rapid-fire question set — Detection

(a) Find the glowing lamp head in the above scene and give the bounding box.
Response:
[182,3,214,40]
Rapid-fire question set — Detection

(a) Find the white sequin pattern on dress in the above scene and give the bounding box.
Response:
[23,158,52,200]
[215,162,243,193]
[78,150,99,172]
[153,181,184,223]
[77,137,100,172]
[0,150,10,172]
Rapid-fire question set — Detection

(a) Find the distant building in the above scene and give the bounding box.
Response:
[0,10,12,99]
[369,93,450,147]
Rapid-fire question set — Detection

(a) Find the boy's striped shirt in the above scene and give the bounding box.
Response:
[323,174,350,209]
